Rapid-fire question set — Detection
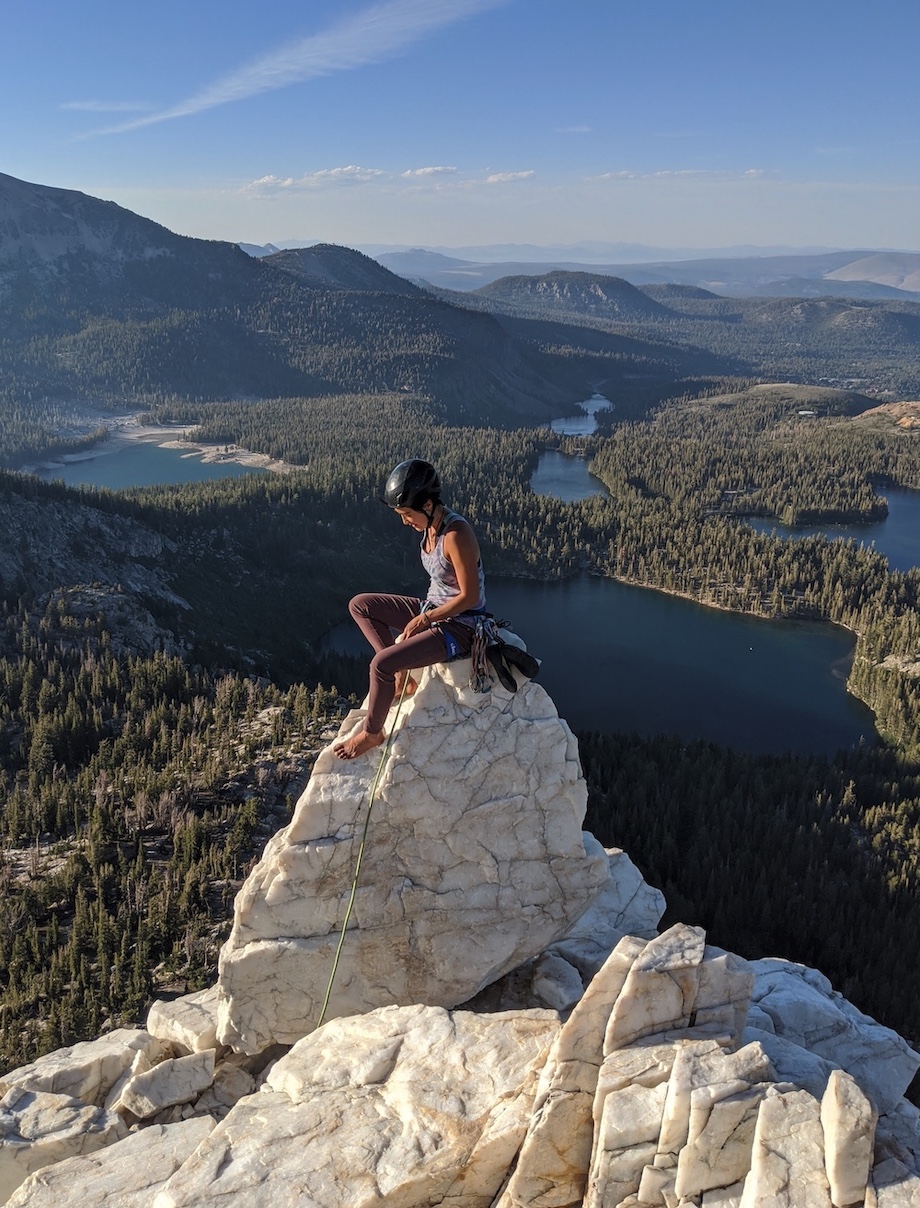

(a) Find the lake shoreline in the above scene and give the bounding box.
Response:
[19,412,300,479]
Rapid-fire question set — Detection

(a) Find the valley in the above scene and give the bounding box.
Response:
[1,172,920,1079]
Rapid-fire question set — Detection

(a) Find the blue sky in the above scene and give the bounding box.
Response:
[3,0,918,250]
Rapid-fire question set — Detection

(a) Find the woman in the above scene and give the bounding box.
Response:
[333,459,486,760]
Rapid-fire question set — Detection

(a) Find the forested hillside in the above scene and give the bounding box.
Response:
[463,270,920,397]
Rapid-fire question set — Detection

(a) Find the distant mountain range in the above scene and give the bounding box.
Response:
[242,240,849,265]
[2,169,919,453]
[365,247,920,302]
[237,239,920,303]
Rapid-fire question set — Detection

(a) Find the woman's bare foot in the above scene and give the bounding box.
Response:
[395,670,418,699]
[333,728,386,760]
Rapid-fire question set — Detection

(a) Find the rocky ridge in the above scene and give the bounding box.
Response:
[1,663,919,1206]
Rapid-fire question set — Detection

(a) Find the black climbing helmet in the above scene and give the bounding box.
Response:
[383,459,441,510]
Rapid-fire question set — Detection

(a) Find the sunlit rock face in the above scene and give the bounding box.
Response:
[215,660,611,1054]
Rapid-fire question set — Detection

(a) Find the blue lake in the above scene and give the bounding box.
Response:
[530,451,611,503]
[746,486,920,574]
[324,575,875,756]
[31,437,265,490]
[549,394,612,436]
[533,395,613,501]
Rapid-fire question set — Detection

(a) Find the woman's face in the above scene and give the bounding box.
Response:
[394,505,429,531]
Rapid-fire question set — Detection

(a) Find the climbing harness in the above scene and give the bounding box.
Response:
[315,674,412,1029]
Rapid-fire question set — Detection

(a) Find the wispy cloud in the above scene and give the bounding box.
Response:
[402,166,459,177]
[484,170,534,184]
[80,0,507,138]
[62,100,153,113]
[590,168,766,181]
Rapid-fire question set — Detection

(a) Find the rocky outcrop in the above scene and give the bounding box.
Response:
[4,669,920,1206]
[7,916,919,1207]
[215,661,611,1053]
[4,1118,213,1208]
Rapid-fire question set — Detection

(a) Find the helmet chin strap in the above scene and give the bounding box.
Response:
[422,501,439,534]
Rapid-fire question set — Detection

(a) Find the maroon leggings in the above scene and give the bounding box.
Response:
[349,593,472,733]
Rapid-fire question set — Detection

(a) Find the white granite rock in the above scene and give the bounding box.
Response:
[701,1182,746,1206]
[750,958,920,1114]
[191,1062,256,1117]
[530,952,585,1012]
[0,1031,166,1108]
[547,847,666,978]
[498,934,647,1208]
[103,1050,152,1113]
[821,1068,876,1207]
[0,1088,127,1203]
[216,662,610,1053]
[114,1051,217,1120]
[743,1025,840,1100]
[867,1158,920,1207]
[739,1087,833,1207]
[877,1100,920,1174]
[658,1041,772,1199]
[153,1003,557,1207]
[5,1117,214,1207]
[146,988,220,1054]
[604,924,707,1053]
[675,1082,769,1200]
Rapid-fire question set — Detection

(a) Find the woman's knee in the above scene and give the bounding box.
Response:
[349,593,374,621]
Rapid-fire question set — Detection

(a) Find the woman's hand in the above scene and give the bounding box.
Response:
[402,612,434,640]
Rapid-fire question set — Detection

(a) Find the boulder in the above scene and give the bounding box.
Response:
[5,1117,214,1207]
[739,1087,833,1207]
[750,958,920,1114]
[876,1100,920,1174]
[0,1088,126,1203]
[146,988,220,1055]
[216,662,610,1053]
[0,1031,167,1108]
[113,1052,217,1120]
[151,1004,558,1208]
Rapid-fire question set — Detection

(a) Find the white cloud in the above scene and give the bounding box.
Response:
[80,0,507,138]
[402,166,458,177]
[243,167,384,194]
[61,100,153,112]
[484,170,535,184]
[312,165,384,181]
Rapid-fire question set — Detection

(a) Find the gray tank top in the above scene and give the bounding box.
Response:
[421,508,486,617]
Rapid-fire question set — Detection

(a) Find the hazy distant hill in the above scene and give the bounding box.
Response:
[466,271,920,398]
[474,271,669,321]
[826,253,920,294]
[639,284,721,302]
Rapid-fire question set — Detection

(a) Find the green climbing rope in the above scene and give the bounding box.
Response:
[315,675,411,1029]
